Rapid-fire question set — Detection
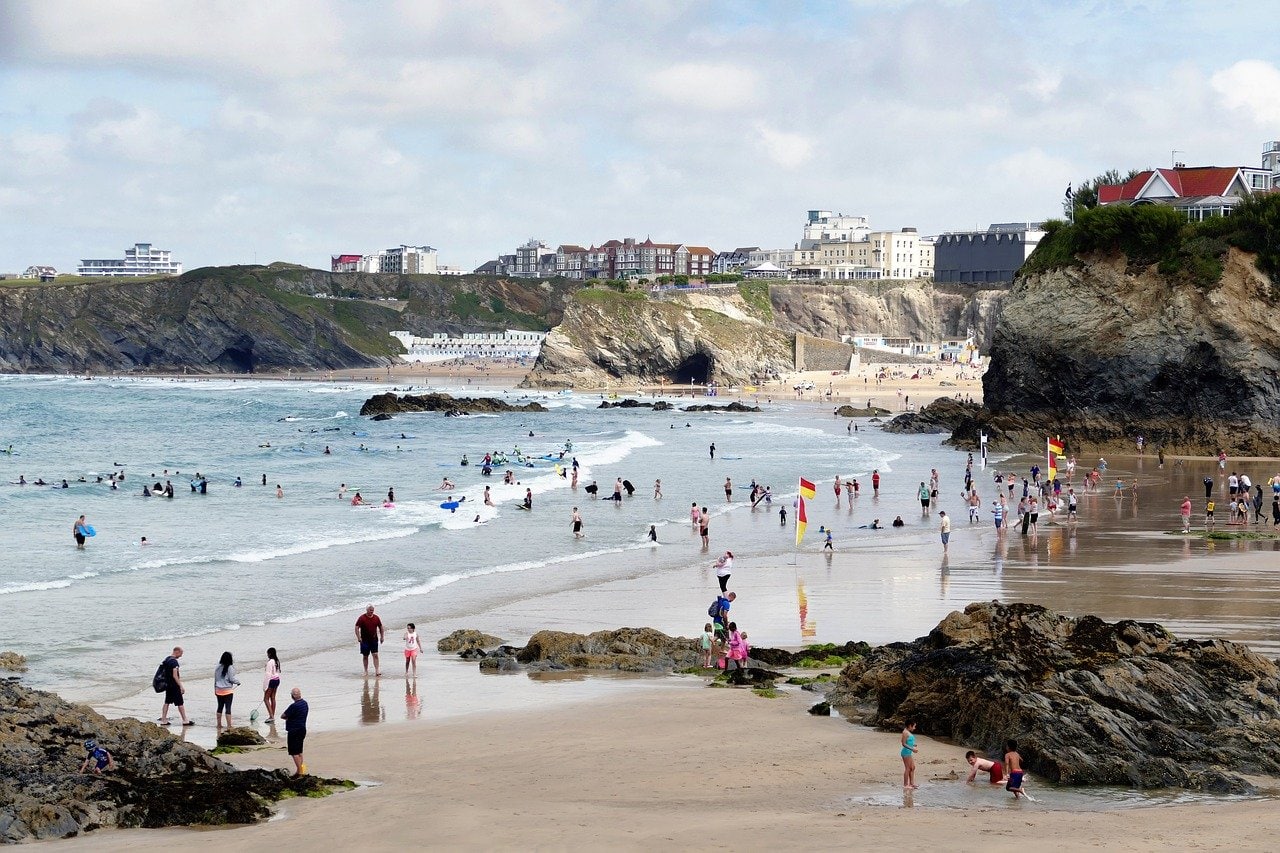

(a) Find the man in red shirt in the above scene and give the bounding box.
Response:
[354,605,385,677]
[872,469,881,497]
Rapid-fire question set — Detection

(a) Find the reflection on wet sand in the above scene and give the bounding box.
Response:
[361,678,384,725]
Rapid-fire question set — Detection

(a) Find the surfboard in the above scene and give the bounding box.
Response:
[85,526,96,537]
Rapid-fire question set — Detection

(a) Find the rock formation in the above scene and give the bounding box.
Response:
[0,678,349,842]
[359,392,546,417]
[882,398,986,439]
[513,628,703,672]
[982,248,1280,454]
[437,629,504,653]
[523,289,793,387]
[827,601,1280,793]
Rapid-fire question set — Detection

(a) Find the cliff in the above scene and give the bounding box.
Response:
[982,247,1280,454]
[0,265,574,374]
[768,280,1006,351]
[523,287,793,387]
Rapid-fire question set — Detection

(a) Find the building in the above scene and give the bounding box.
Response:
[330,254,362,273]
[22,265,57,281]
[1097,142,1280,221]
[800,210,871,247]
[685,246,715,277]
[78,242,182,277]
[378,245,438,275]
[390,329,547,364]
[933,223,1045,284]
[546,238,715,280]
[512,239,556,277]
[712,247,759,275]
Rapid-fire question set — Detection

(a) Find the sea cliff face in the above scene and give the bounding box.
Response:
[982,248,1280,454]
[524,288,793,387]
[0,265,575,374]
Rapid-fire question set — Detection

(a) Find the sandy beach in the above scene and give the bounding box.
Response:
[53,684,1280,852]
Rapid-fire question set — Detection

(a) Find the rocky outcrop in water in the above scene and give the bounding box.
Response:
[827,601,1280,793]
[0,678,350,842]
[982,248,1280,454]
[359,392,546,416]
[882,398,986,438]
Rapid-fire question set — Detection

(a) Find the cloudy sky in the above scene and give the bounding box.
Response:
[1,0,1277,273]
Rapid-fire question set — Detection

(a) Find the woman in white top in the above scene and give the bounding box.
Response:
[404,623,424,676]
[262,647,282,723]
[714,550,734,593]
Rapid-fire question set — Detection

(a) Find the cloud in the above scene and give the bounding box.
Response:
[1211,59,1280,125]
[755,124,813,170]
[648,62,760,110]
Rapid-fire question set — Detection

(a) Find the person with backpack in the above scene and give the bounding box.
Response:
[708,591,736,638]
[155,646,191,726]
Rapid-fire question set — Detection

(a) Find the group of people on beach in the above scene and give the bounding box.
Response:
[1182,467,1280,532]
[901,721,1029,799]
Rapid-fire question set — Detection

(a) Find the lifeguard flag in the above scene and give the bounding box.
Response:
[799,478,817,500]
[1048,437,1064,456]
[796,496,808,546]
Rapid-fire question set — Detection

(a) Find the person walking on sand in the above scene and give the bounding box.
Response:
[355,605,385,677]
[714,550,734,592]
[262,647,282,723]
[403,623,424,676]
[1180,495,1193,533]
[281,687,309,777]
[157,647,191,726]
[213,651,241,729]
[900,720,919,789]
[572,506,584,539]
[939,511,951,552]
[73,515,90,549]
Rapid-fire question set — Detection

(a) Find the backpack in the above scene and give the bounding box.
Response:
[708,597,726,621]
[152,661,170,693]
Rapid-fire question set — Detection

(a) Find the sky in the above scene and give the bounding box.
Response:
[1,0,1278,274]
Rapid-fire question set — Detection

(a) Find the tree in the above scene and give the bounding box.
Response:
[1065,168,1147,217]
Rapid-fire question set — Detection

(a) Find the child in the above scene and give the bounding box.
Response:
[823,529,834,551]
[701,623,714,668]
[1004,739,1026,799]
[779,506,787,526]
[647,525,658,542]
[1206,499,1216,528]
[80,739,114,774]
[727,622,746,672]
[964,750,1004,784]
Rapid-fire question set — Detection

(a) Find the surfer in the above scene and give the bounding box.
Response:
[387,487,396,504]
[73,515,89,549]
[520,489,533,510]
[351,492,364,506]
[234,476,242,488]
[324,446,331,455]
[483,486,493,506]
[584,481,599,497]
[439,478,455,491]
[572,507,584,539]
[460,454,469,466]
[648,525,658,542]
[339,483,347,500]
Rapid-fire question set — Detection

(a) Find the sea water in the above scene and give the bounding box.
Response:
[2,375,1278,708]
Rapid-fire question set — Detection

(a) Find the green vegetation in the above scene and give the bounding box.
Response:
[449,290,546,328]
[1022,193,1280,293]
[785,673,835,686]
[209,745,247,755]
[1205,530,1279,541]
[575,286,648,304]
[752,687,783,699]
[736,281,773,318]
[796,655,851,669]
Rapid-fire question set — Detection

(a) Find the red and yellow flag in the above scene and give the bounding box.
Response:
[796,495,808,546]
[799,478,816,500]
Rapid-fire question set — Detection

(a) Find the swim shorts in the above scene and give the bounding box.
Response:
[360,639,379,655]
[287,730,306,756]
[989,760,1005,783]
[404,649,418,660]
[1006,770,1024,791]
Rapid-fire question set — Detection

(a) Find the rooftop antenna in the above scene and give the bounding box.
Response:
[1171,150,1185,168]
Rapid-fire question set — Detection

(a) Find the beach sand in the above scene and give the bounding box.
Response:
[53,685,1280,852]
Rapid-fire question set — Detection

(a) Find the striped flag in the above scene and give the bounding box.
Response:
[1047,436,1064,480]
[796,495,809,546]
[799,478,816,500]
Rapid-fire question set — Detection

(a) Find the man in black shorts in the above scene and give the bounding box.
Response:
[280,686,309,776]
[158,646,191,726]
[355,605,385,677]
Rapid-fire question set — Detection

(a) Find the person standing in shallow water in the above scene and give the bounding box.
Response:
[900,720,919,789]
[709,442,715,460]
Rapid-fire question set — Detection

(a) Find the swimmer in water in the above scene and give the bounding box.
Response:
[439,478,455,491]
[351,492,364,506]
[647,525,658,542]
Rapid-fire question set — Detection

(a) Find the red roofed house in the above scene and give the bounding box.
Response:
[683,246,716,277]
[1097,142,1280,221]
[331,254,362,272]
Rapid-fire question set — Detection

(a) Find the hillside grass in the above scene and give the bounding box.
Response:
[1022,193,1280,294]
[737,281,774,319]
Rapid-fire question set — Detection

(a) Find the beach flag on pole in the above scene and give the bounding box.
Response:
[1047,436,1064,480]
[797,477,816,545]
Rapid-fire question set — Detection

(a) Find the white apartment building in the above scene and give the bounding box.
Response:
[800,210,871,248]
[870,228,933,279]
[390,330,546,364]
[78,242,183,277]
[377,245,438,275]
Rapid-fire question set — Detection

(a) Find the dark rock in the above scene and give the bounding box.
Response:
[359,392,546,417]
[458,648,487,661]
[437,629,504,653]
[598,398,654,409]
[216,727,266,747]
[835,404,890,417]
[0,679,351,842]
[809,701,832,716]
[512,628,701,673]
[370,412,394,421]
[882,397,985,438]
[681,401,761,413]
[0,651,27,672]
[748,642,870,667]
[827,601,1280,793]
[725,667,783,686]
[652,401,673,411]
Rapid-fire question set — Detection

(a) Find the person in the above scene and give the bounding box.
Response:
[281,687,309,777]
[939,510,951,552]
[234,476,242,488]
[724,477,732,502]
[387,486,396,504]
[727,622,747,672]
[699,506,709,548]
[779,505,787,526]
[1206,498,1216,529]
[612,478,623,502]
[892,515,905,528]
[967,489,981,523]
[261,474,267,486]
[1067,488,1078,520]
[900,720,919,789]
[572,507,584,539]
[73,515,89,549]
[1203,476,1214,499]
[275,484,284,499]
[584,481,598,497]
[440,477,455,490]
[355,605,385,677]
[709,442,716,460]
[404,623,424,675]
[701,623,715,667]
[80,739,115,774]
[1004,739,1026,799]
[158,646,191,726]
[1180,495,1193,533]
[521,488,533,510]
[351,491,364,506]
[872,469,880,497]
[654,479,663,499]
[647,524,658,542]
[263,647,282,723]
[965,751,1004,784]
[714,550,734,592]
[709,591,735,637]
[918,481,931,513]
[140,536,149,545]
[214,651,241,729]
[690,502,699,525]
